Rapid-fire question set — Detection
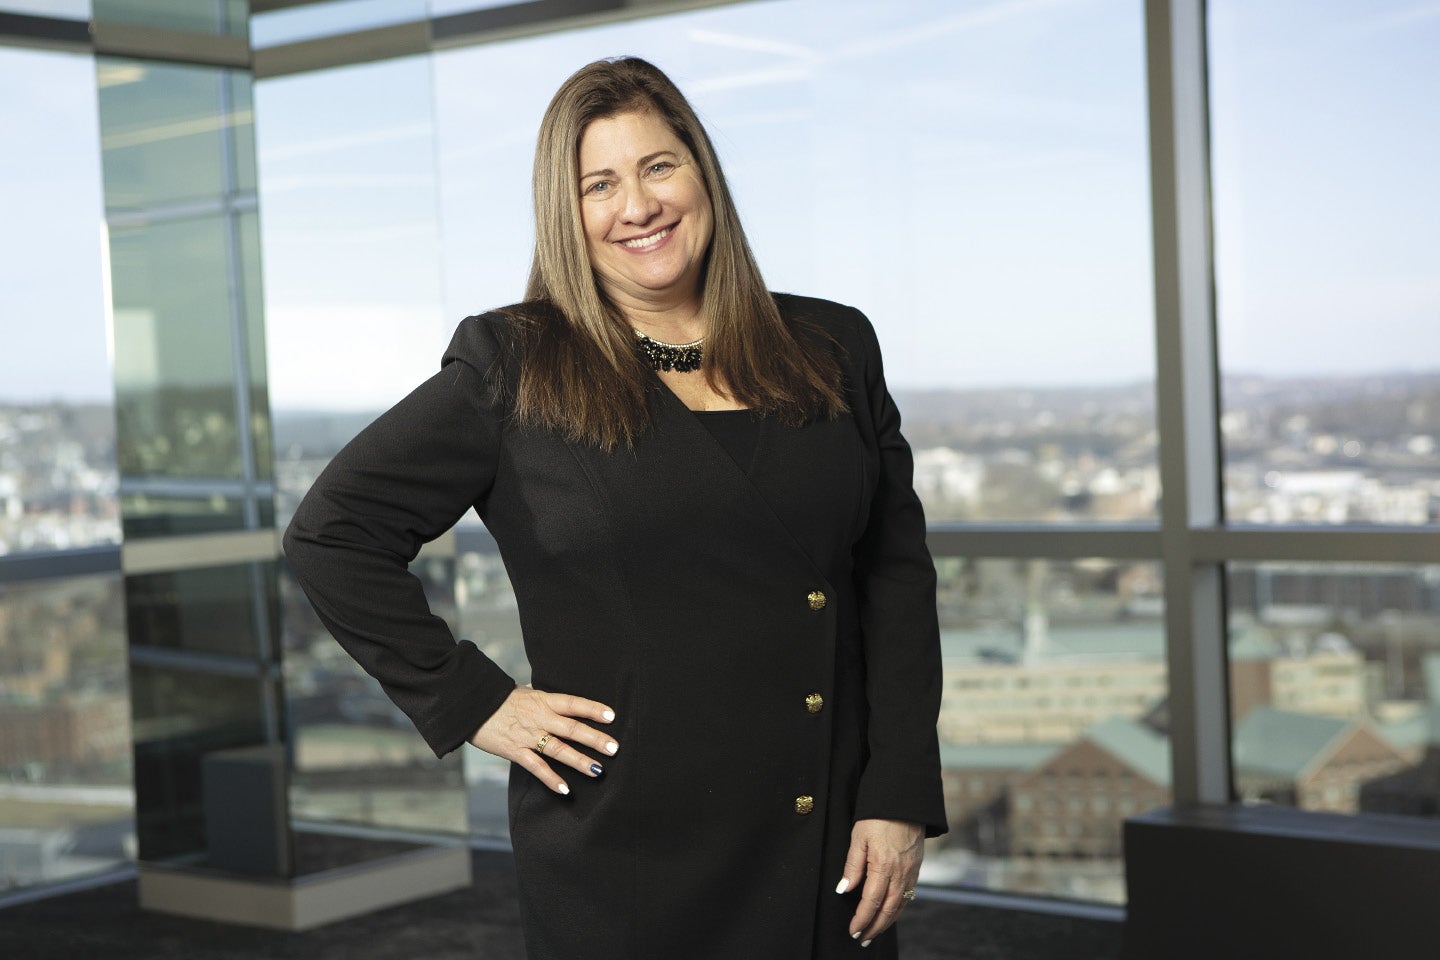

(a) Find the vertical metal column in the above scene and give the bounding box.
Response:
[1146,0,1230,805]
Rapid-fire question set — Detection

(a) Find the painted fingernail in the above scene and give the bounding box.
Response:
[557,783,570,795]
[835,878,850,895]
[851,932,861,940]
[589,763,604,776]
[602,709,615,722]
[606,741,618,755]
[861,940,872,948]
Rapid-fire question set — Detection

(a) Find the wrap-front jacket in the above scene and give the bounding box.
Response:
[283,293,947,960]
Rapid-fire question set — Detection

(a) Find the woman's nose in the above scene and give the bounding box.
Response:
[620,181,661,223]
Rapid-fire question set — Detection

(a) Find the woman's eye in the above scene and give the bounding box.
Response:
[584,180,611,196]
[646,162,673,176]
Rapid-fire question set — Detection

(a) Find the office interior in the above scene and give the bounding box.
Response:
[2,1,1438,957]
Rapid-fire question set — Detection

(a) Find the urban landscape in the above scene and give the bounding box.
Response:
[5,369,1440,901]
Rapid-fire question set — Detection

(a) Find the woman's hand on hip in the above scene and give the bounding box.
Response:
[467,685,618,795]
[836,818,925,946]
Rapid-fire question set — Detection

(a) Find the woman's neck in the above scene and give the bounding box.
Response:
[611,293,706,344]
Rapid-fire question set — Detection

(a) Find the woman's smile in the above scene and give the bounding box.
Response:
[578,110,713,315]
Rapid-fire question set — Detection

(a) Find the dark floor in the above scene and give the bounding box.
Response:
[0,847,1124,960]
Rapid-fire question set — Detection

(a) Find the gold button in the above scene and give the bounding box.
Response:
[806,590,827,611]
[795,795,815,815]
[805,693,824,714]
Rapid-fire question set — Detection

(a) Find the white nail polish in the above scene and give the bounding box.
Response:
[557,783,570,795]
[835,878,850,895]
[606,741,618,755]
[861,940,872,948]
[851,932,861,940]
[602,709,615,722]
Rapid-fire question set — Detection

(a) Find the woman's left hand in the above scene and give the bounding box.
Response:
[836,818,925,946]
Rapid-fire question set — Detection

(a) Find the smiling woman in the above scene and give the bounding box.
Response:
[284,56,946,960]
[577,111,714,327]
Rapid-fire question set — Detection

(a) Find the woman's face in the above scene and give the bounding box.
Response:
[577,110,713,317]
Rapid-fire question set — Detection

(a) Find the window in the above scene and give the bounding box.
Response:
[1210,0,1440,527]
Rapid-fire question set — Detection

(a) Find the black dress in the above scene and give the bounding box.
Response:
[283,294,947,959]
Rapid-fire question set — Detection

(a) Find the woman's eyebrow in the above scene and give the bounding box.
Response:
[579,151,679,181]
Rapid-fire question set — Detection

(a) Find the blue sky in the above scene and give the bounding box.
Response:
[1,0,1437,407]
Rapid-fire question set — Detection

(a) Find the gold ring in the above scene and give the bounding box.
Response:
[534,734,552,754]
[901,889,916,902]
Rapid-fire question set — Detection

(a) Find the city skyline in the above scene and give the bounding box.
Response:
[2,0,1437,408]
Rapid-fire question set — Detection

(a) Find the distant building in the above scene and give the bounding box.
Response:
[1233,706,1409,813]
[939,743,1057,856]
[0,694,131,769]
[1007,717,1171,860]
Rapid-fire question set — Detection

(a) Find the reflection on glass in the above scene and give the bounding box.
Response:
[931,557,1166,904]
[434,0,1156,523]
[255,53,448,424]
[282,557,467,836]
[126,562,279,661]
[1211,1,1440,526]
[97,59,254,210]
[91,0,247,36]
[239,210,275,483]
[110,214,242,482]
[1229,563,1440,819]
[0,47,117,555]
[455,548,525,838]
[129,661,271,860]
[0,574,134,892]
[251,0,427,48]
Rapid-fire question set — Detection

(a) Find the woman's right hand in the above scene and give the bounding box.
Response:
[467,685,618,795]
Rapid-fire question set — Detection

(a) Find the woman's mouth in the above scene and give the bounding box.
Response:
[619,226,672,250]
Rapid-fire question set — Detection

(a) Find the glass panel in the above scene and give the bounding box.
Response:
[91,0,247,36]
[0,1,90,16]
[433,0,1156,524]
[251,0,426,48]
[239,210,275,483]
[129,660,271,860]
[255,53,448,527]
[932,557,1166,904]
[455,547,525,839]
[282,556,467,835]
[1229,563,1440,819]
[97,60,254,210]
[126,561,278,660]
[1210,1,1440,526]
[0,46,118,556]
[110,214,243,482]
[0,573,134,892]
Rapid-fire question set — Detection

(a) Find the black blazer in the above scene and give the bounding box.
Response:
[284,293,946,960]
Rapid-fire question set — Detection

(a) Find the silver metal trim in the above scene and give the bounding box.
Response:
[121,529,280,574]
[92,21,250,68]
[925,524,1162,559]
[1146,0,1231,806]
[252,20,428,79]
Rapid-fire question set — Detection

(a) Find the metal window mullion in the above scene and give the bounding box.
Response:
[1147,0,1230,806]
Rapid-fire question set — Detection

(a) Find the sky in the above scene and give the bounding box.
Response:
[1,0,1437,408]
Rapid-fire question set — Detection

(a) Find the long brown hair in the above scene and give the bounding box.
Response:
[514,56,847,449]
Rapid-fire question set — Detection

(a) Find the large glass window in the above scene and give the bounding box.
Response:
[1210,0,1440,526]
[255,53,464,835]
[0,46,116,556]
[433,0,1156,524]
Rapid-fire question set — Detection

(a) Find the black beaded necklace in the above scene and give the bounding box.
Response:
[634,328,703,373]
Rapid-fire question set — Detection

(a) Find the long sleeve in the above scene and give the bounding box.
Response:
[848,308,948,837]
[282,316,515,758]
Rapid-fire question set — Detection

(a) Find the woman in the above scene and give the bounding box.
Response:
[284,57,945,959]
